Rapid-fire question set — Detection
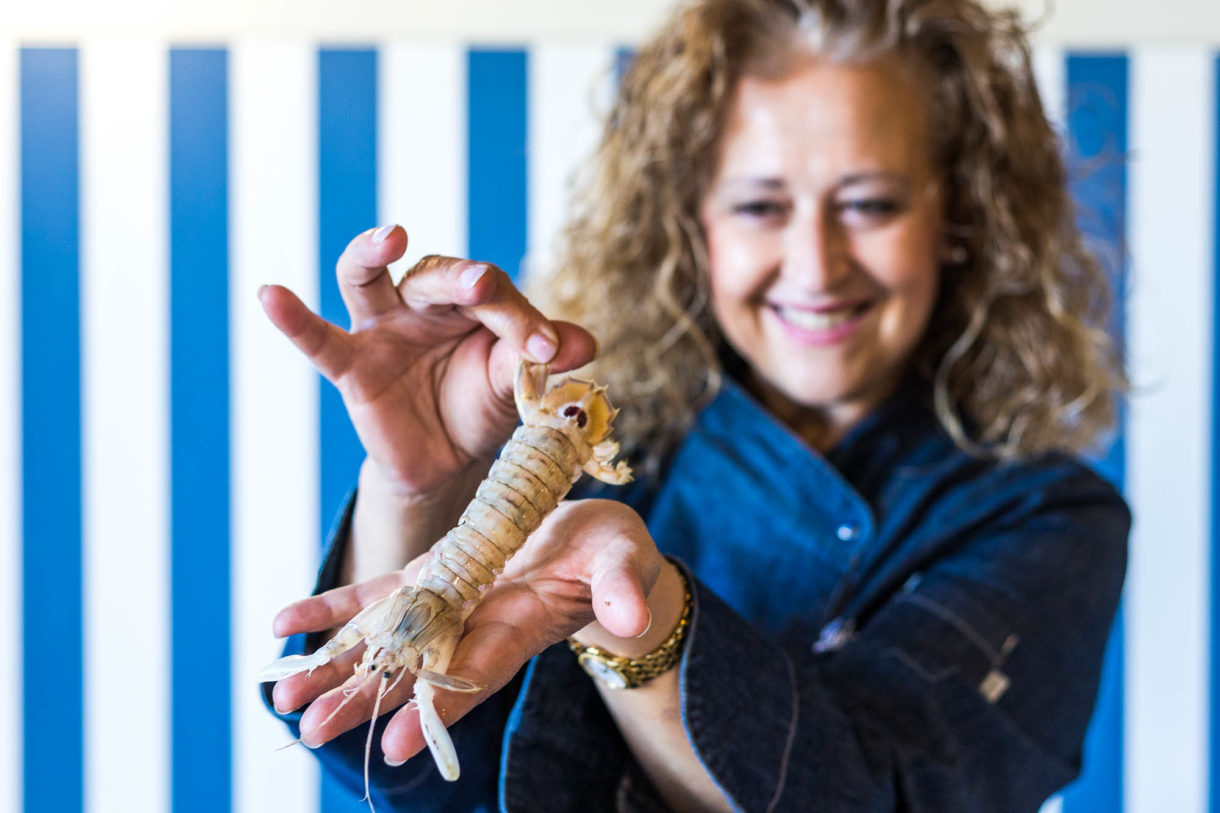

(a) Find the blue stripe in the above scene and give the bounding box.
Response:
[1059,51,1129,813]
[1211,52,1220,813]
[317,47,379,813]
[169,48,232,813]
[614,47,635,85]
[468,49,528,280]
[20,47,83,813]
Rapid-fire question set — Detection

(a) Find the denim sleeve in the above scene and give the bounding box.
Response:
[258,488,512,811]
[678,486,1129,812]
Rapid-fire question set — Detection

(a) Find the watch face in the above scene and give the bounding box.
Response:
[578,653,630,690]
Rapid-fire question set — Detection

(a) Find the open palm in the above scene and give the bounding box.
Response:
[267,499,662,766]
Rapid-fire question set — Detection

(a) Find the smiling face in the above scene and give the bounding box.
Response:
[700,56,944,448]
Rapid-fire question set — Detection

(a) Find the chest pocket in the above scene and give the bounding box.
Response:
[854,573,1020,704]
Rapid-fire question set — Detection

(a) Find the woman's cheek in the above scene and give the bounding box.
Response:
[707,229,778,299]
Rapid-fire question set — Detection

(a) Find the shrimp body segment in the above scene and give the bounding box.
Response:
[259,359,631,793]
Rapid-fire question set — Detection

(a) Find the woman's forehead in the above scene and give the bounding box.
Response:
[715,57,934,181]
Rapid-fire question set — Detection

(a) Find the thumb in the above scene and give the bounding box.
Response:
[589,564,652,639]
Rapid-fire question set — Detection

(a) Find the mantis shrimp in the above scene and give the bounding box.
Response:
[258,359,632,806]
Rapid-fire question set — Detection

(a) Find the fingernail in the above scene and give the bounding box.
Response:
[257,284,268,301]
[527,332,557,363]
[635,608,654,639]
[372,224,396,243]
[459,262,489,289]
[300,732,320,749]
[385,755,407,767]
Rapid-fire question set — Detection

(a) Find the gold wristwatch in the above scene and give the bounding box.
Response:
[567,568,693,690]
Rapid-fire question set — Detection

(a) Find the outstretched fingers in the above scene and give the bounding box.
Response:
[259,284,355,383]
[378,620,530,765]
[271,570,409,638]
[298,667,419,748]
[271,643,367,714]
[270,564,432,716]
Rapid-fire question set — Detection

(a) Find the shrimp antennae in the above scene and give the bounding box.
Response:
[362,671,393,813]
[307,668,378,747]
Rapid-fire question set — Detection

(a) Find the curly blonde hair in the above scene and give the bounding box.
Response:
[528,0,1123,476]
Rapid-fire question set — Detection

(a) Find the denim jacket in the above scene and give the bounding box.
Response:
[264,378,1129,812]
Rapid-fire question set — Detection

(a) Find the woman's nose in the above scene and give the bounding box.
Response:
[780,207,849,290]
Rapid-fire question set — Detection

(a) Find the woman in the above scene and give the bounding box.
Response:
[260,0,1129,809]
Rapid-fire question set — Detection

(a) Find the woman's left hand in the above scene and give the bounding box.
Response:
[267,499,665,763]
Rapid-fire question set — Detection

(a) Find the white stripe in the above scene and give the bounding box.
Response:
[1039,795,1063,813]
[526,43,615,280]
[0,38,21,813]
[12,3,1220,48]
[1032,46,1066,137]
[80,39,170,813]
[1125,46,1213,813]
[379,41,467,274]
[231,39,321,813]
[9,3,671,44]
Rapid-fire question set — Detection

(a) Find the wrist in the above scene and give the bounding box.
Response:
[345,457,488,583]
[358,455,485,507]
[569,560,692,690]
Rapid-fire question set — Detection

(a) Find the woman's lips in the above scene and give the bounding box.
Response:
[770,301,872,344]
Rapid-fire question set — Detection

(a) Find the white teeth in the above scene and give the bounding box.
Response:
[776,305,859,331]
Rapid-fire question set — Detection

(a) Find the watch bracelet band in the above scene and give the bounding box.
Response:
[567,565,693,688]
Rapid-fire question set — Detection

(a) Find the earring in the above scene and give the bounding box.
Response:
[941,244,969,266]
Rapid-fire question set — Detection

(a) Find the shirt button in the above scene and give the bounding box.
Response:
[813,617,856,653]
[836,523,860,541]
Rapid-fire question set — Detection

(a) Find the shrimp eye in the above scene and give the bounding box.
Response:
[562,405,588,428]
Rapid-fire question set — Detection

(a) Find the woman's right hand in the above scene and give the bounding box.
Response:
[259,225,597,557]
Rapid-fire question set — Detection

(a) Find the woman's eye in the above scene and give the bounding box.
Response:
[838,198,901,220]
[731,200,788,218]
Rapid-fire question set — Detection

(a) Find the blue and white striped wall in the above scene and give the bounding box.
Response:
[1,38,1215,813]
